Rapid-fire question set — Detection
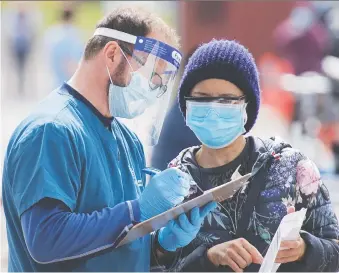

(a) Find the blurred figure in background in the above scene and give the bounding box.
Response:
[151,48,200,170]
[274,1,329,130]
[9,8,35,95]
[274,1,330,75]
[273,1,335,171]
[274,1,339,175]
[44,6,83,89]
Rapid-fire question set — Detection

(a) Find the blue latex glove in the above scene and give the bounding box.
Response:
[158,202,218,251]
[139,168,191,221]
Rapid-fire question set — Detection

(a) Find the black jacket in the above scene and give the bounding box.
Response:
[154,136,339,272]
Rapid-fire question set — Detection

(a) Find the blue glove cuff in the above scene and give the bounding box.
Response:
[155,229,178,254]
[158,227,177,252]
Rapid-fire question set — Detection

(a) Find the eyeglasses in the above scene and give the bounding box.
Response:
[149,72,169,98]
[185,95,246,104]
[120,44,175,98]
[119,44,146,66]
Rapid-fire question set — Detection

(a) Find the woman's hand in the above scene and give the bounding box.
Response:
[207,238,263,272]
[275,206,307,263]
[275,237,306,264]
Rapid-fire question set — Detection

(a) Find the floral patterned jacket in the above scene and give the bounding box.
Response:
[158,136,339,272]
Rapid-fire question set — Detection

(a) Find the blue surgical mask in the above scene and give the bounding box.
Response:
[108,71,159,119]
[106,47,161,119]
[186,101,247,149]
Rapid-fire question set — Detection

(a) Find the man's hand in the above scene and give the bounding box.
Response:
[207,238,263,272]
[139,168,191,221]
[275,237,306,263]
[158,202,217,251]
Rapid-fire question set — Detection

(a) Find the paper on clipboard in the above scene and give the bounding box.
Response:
[259,208,307,273]
[117,173,252,247]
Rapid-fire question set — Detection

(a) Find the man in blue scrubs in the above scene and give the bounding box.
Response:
[2,7,216,272]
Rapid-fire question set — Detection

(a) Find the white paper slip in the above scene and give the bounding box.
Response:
[258,208,307,273]
[117,173,251,247]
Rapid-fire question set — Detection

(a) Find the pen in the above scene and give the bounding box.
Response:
[142,167,230,212]
[142,167,201,197]
[142,167,161,176]
[142,167,199,187]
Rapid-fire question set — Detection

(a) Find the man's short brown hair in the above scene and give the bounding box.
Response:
[84,6,180,60]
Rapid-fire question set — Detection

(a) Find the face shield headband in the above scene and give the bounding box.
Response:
[93,27,182,97]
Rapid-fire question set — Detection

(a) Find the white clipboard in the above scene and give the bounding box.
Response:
[117,173,252,247]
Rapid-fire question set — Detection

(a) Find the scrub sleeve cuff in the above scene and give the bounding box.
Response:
[127,199,141,223]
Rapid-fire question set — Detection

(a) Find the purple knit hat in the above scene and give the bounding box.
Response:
[178,39,261,133]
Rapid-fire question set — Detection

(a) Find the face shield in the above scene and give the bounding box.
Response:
[94,28,182,146]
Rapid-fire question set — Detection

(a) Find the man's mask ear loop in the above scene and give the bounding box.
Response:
[106,65,114,85]
[106,65,115,116]
[119,46,134,72]
[106,46,135,115]
[118,46,135,87]
[105,45,134,86]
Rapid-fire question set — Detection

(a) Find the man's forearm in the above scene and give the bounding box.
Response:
[21,198,140,264]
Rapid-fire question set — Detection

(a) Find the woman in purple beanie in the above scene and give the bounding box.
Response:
[161,39,339,272]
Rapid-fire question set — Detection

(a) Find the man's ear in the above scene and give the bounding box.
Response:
[103,41,120,67]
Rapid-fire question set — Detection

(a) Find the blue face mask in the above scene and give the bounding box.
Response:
[186,101,247,149]
[108,72,159,119]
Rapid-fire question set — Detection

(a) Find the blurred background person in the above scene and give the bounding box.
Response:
[43,5,83,89]
[7,6,36,95]
[274,2,330,75]
[271,1,339,174]
[273,1,330,136]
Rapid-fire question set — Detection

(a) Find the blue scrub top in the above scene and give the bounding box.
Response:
[2,83,150,271]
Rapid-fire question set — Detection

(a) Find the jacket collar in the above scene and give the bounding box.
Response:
[177,136,292,177]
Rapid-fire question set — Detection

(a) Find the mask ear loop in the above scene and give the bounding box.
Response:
[105,45,135,85]
[119,46,134,72]
[106,64,115,116]
[106,46,130,113]
[106,65,114,85]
